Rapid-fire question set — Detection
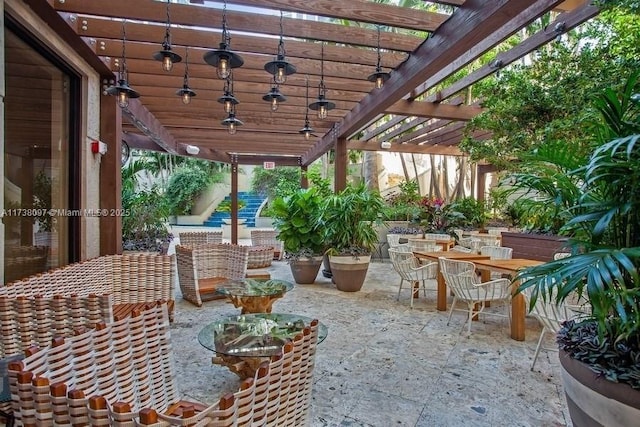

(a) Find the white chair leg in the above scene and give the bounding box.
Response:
[397,278,404,301]
[531,327,548,371]
[447,297,457,325]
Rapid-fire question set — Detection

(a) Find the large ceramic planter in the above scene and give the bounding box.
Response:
[289,256,323,284]
[329,254,371,292]
[559,349,640,427]
[501,232,568,261]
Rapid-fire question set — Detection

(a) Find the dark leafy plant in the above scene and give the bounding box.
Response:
[165,166,220,216]
[121,160,171,253]
[270,187,326,260]
[418,197,465,235]
[516,72,640,388]
[383,180,422,222]
[448,197,488,229]
[323,183,386,256]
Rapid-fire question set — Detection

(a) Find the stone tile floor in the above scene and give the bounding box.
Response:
[168,238,571,427]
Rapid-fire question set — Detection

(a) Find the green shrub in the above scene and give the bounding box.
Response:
[165,167,219,216]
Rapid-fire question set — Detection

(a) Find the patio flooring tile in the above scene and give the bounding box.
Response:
[168,230,570,426]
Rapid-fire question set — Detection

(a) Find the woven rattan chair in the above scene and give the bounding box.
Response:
[0,253,176,325]
[7,304,321,427]
[179,231,223,246]
[439,258,511,334]
[176,243,249,306]
[251,229,284,260]
[389,248,437,308]
[458,237,481,252]
[451,245,473,253]
[7,303,240,426]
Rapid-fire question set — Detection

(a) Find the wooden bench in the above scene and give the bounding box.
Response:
[7,303,320,426]
[0,254,177,327]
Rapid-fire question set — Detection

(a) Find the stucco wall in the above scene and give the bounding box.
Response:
[4,0,102,260]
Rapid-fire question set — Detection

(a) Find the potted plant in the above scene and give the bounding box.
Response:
[323,183,386,292]
[270,187,326,284]
[516,73,640,426]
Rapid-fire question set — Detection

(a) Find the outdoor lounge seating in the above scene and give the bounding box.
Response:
[251,229,284,260]
[6,303,320,427]
[0,253,176,326]
[439,258,511,335]
[179,230,223,246]
[176,243,249,306]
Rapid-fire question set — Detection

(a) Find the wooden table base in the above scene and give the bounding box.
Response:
[212,355,269,379]
[226,294,284,314]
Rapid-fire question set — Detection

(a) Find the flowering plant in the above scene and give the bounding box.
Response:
[419,197,464,234]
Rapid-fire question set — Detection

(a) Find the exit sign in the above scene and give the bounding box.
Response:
[263,161,275,169]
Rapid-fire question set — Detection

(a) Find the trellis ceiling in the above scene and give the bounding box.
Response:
[41,0,597,165]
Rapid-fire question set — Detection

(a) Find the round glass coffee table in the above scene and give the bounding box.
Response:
[216,278,294,314]
[198,313,328,378]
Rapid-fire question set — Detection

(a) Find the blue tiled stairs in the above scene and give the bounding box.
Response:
[203,192,265,228]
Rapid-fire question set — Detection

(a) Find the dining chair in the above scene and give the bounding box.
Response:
[459,237,481,253]
[480,246,513,279]
[451,245,472,253]
[408,238,441,253]
[439,258,511,334]
[388,248,437,308]
[424,233,452,241]
[523,289,579,370]
[386,234,404,249]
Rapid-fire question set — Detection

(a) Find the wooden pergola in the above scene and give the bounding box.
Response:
[19,0,600,247]
[41,0,597,171]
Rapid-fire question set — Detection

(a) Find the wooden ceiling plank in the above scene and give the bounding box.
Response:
[56,0,422,51]
[303,0,565,165]
[219,0,449,32]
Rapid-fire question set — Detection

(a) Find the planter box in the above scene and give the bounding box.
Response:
[501,232,568,262]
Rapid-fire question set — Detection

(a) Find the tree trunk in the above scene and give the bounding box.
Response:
[363,151,379,191]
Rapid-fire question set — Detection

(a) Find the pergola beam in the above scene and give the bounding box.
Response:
[303,0,566,166]
[384,101,483,121]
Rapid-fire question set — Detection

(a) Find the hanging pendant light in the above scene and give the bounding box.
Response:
[222,105,243,135]
[308,43,335,120]
[367,25,390,89]
[176,47,196,105]
[106,20,140,108]
[217,74,239,114]
[262,77,286,112]
[203,0,244,79]
[264,11,296,84]
[299,76,315,140]
[153,0,182,72]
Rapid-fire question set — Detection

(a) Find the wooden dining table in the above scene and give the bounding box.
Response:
[413,251,490,311]
[472,258,545,342]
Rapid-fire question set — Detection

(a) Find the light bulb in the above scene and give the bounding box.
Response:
[162,55,173,72]
[275,66,286,84]
[375,75,384,89]
[318,105,327,120]
[304,130,310,140]
[217,57,230,79]
[228,121,237,135]
[181,92,192,105]
[224,99,233,114]
[270,98,279,112]
[118,91,129,108]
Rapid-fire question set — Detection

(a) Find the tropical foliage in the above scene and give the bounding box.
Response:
[516,73,640,388]
[165,163,223,216]
[323,183,386,256]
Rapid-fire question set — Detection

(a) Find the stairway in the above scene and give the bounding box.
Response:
[203,192,265,228]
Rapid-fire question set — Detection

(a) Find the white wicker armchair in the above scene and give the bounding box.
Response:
[439,258,511,334]
[389,248,437,308]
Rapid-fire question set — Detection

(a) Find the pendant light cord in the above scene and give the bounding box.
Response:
[120,20,128,80]
[278,11,285,56]
[164,0,171,47]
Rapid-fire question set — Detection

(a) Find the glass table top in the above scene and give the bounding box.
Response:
[215,278,294,297]
[198,313,328,357]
